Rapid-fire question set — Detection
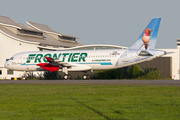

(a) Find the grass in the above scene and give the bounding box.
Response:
[0,84,180,120]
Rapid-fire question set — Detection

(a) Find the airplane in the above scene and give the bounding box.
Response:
[4,18,166,80]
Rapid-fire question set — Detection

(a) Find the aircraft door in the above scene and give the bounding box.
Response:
[17,54,23,64]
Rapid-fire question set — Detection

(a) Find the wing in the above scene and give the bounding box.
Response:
[36,57,73,72]
[36,57,91,72]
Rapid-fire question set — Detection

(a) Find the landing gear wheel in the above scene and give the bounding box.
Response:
[82,74,90,80]
[64,74,71,80]
[64,74,68,80]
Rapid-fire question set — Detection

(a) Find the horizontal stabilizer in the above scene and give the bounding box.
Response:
[138,50,153,56]
[165,52,174,55]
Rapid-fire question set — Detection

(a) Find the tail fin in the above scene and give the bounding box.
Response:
[130,18,161,50]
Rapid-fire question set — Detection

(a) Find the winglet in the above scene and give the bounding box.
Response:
[130,18,161,50]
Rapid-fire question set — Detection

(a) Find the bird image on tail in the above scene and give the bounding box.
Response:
[136,28,152,57]
[115,18,163,68]
[142,28,151,49]
[129,18,161,60]
[131,18,161,50]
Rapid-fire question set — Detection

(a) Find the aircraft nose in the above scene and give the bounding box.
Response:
[4,61,10,68]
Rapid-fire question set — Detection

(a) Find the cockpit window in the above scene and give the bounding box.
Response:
[10,57,14,60]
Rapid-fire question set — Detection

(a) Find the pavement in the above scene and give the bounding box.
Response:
[0,80,180,86]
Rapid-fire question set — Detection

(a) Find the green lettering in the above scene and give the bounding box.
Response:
[53,53,62,60]
[26,54,36,63]
[71,53,80,62]
[62,53,69,62]
[35,54,43,63]
[79,53,87,62]
[30,52,87,63]
[43,54,52,62]
[58,53,61,60]
[68,53,73,62]
[53,53,58,60]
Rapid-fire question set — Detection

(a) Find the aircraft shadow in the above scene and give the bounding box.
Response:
[69,97,126,120]
[69,97,110,120]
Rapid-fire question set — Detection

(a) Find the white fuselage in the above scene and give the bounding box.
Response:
[4,48,165,72]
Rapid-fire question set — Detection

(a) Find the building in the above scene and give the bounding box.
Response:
[0,15,179,80]
[0,16,82,79]
[137,49,179,79]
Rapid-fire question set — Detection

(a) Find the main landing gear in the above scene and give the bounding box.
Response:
[62,67,90,80]
[63,74,90,80]
[63,74,71,80]
[62,67,71,80]
[82,74,90,80]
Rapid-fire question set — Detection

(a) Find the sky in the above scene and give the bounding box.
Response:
[0,0,180,49]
